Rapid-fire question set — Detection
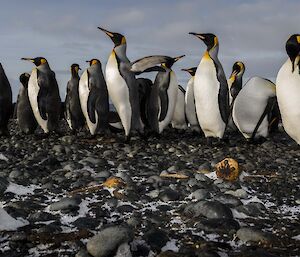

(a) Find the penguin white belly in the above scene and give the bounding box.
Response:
[28,69,48,133]
[79,70,98,135]
[185,77,200,132]
[194,58,225,138]
[159,71,178,133]
[106,52,131,136]
[172,88,187,130]
[65,108,73,130]
[277,59,300,144]
[233,77,275,139]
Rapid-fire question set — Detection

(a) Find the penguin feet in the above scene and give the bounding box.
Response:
[206,137,213,146]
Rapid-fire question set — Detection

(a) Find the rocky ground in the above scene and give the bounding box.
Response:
[0,120,299,257]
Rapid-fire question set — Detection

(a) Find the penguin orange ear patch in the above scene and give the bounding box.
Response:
[215,158,240,181]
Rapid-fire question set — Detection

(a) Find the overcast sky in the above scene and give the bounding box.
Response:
[0,0,299,101]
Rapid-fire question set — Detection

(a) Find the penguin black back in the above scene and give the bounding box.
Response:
[17,73,37,134]
[0,63,12,135]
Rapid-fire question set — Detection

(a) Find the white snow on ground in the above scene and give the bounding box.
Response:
[5,183,39,195]
[161,239,179,252]
[292,234,300,240]
[231,208,249,219]
[0,153,8,161]
[0,207,28,231]
[278,204,300,218]
[60,198,96,225]
[204,171,218,180]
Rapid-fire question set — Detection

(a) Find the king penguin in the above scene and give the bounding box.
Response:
[182,67,201,133]
[79,59,109,136]
[228,62,245,106]
[276,34,300,144]
[0,63,12,136]
[227,61,245,131]
[171,85,187,130]
[16,73,37,134]
[156,56,184,134]
[189,33,229,140]
[65,64,85,134]
[98,27,144,140]
[21,57,61,134]
[232,77,276,141]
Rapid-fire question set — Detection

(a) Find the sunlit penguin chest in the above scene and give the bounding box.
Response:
[277,58,300,142]
[106,52,129,103]
[194,56,222,125]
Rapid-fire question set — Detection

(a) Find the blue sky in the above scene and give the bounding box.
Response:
[0,0,299,100]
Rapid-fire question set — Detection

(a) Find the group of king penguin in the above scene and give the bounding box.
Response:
[0,28,300,145]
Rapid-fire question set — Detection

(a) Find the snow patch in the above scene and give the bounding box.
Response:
[0,207,29,231]
[161,239,179,252]
[5,183,39,195]
[0,153,8,161]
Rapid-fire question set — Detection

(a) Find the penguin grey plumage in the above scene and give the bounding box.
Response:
[0,63,12,136]
[21,57,61,134]
[79,59,109,135]
[232,77,276,141]
[137,78,153,129]
[16,73,37,134]
[171,85,187,130]
[182,67,201,133]
[227,61,245,131]
[189,33,229,140]
[276,34,300,144]
[65,64,85,133]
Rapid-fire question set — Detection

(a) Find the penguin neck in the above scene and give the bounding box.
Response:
[207,44,219,61]
[38,62,51,71]
[71,70,79,79]
[114,44,129,62]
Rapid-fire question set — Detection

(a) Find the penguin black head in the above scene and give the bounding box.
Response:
[71,63,81,73]
[230,61,245,80]
[98,27,126,47]
[86,59,101,67]
[21,57,48,66]
[182,67,197,77]
[19,73,30,88]
[286,34,300,72]
[189,33,218,51]
[162,55,185,69]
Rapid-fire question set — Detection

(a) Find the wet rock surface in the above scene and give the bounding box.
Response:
[0,120,299,257]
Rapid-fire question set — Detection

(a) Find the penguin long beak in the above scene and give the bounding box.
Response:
[21,57,34,62]
[98,27,114,38]
[189,32,205,40]
[173,55,185,62]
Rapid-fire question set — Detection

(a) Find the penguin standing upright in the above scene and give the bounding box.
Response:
[21,57,61,134]
[0,63,12,135]
[276,34,300,144]
[232,77,276,141]
[227,61,245,131]
[79,59,109,135]
[16,73,37,134]
[137,78,153,129]
[189,33,229,140]
[228,62,245,106]
[171,85,187,130]
[98,27,143,139]
[182,67,201,133]
[65,64,85,134]
[155,56,184,134]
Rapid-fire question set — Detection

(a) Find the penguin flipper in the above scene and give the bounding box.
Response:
[37,70,48,120]
[87,71,97,124]
[131,55,173,73]
[159,88,169,122]
[251,96,276,140]
[214,59,230,124]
